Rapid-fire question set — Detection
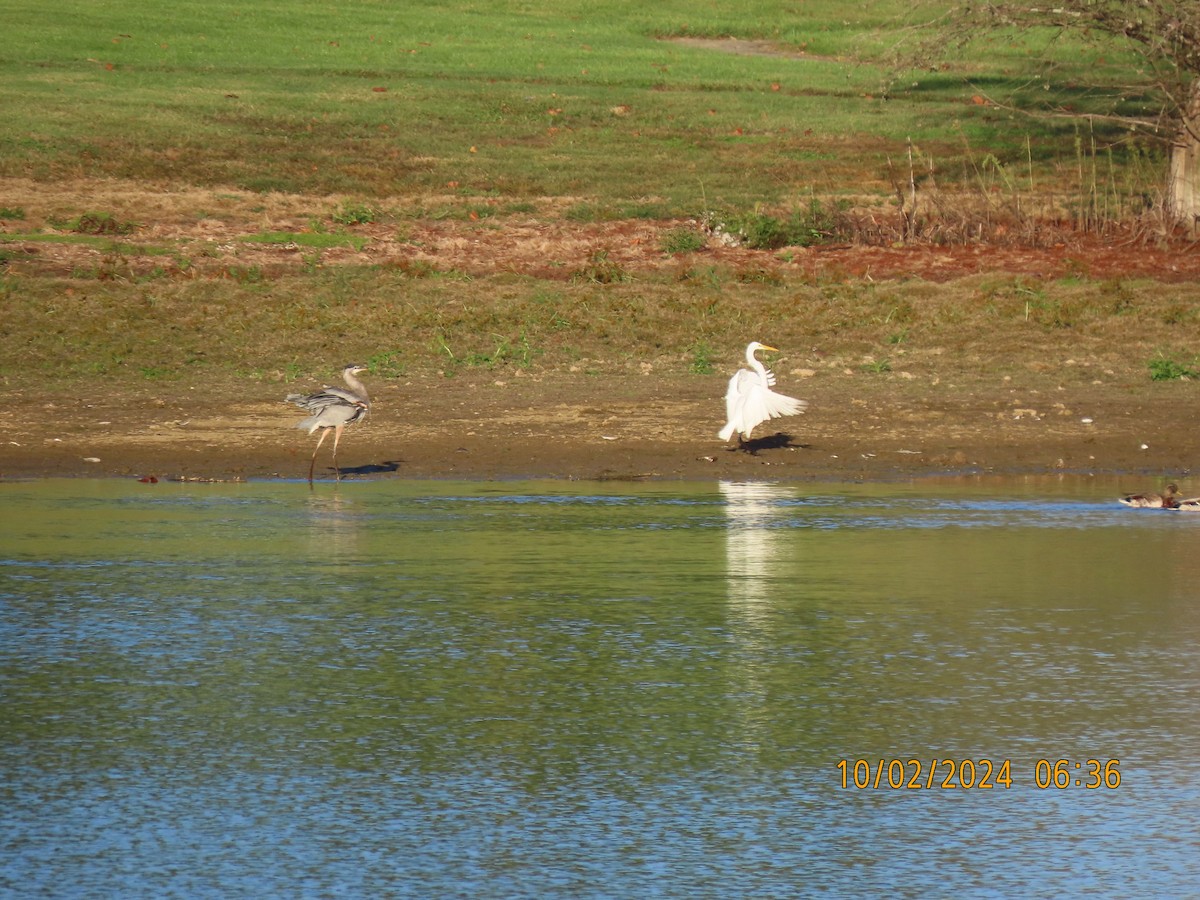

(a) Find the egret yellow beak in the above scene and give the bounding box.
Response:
[761,345,779,352]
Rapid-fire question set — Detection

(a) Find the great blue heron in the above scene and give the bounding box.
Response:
[286,363,370,483]
[1119,483,1181,508]
[718,341,807,445]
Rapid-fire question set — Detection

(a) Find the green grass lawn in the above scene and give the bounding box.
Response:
[1,0,1152,209]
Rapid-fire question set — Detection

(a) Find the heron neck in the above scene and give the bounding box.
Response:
[342,372,369,402]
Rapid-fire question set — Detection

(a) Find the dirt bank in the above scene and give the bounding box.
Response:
[2,179,1198,488]
[3,369,1195,487]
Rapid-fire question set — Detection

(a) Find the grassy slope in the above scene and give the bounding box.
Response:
[0,0,1136,202]
[0,1,1192,391]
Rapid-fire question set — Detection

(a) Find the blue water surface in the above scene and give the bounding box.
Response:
[2,478,1198,897]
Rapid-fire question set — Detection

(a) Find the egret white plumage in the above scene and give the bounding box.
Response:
[286,363,370,484]
[718,342,807,445]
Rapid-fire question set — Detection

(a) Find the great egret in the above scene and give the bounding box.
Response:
[718,341,807,444]
[286,363,370,484]
[1118,483,1180,508]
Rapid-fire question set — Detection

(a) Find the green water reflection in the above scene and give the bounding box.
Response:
[2,478,1198,895]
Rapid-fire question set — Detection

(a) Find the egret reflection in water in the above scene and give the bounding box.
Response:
[721,480,793,610]
[719,480,805,752]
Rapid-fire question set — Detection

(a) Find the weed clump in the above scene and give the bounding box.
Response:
[1148,354,1199,381]
[367,350,405,376]
[660,227,706,255]
[333,202,378,226]
[689,342,715,374]
[705,199,845,250]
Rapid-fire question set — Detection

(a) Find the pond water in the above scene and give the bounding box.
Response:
[2,477,1198,897]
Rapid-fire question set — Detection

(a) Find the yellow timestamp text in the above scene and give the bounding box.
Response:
[1033,758,1122,789]
[836,758,1122,790]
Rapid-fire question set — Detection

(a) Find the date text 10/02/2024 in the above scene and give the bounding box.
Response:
[836,759,1122,790]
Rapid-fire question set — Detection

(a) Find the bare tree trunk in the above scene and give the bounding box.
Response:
[1168,78,1200,228]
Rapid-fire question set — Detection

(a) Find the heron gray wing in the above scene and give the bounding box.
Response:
[320,387,368,404]
[294,401,368,433]
[287,388,368,414]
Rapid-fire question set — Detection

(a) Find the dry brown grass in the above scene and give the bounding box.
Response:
[3,178,1200,396]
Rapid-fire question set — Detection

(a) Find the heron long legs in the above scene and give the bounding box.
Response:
[330,423,345,481]
[308,428,330,485]
[305,422,352,484]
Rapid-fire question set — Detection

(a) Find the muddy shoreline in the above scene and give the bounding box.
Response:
[3,373,1194,491]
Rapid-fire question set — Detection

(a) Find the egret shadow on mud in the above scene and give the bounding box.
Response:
[727,432,809,455]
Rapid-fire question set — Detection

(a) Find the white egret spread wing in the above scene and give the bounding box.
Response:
[718,342,807,442]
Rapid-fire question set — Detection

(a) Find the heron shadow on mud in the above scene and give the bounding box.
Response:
[315,460,401,478]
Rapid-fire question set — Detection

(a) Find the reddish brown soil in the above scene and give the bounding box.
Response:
[7,212,1200,285]
[2,176,1199,284]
